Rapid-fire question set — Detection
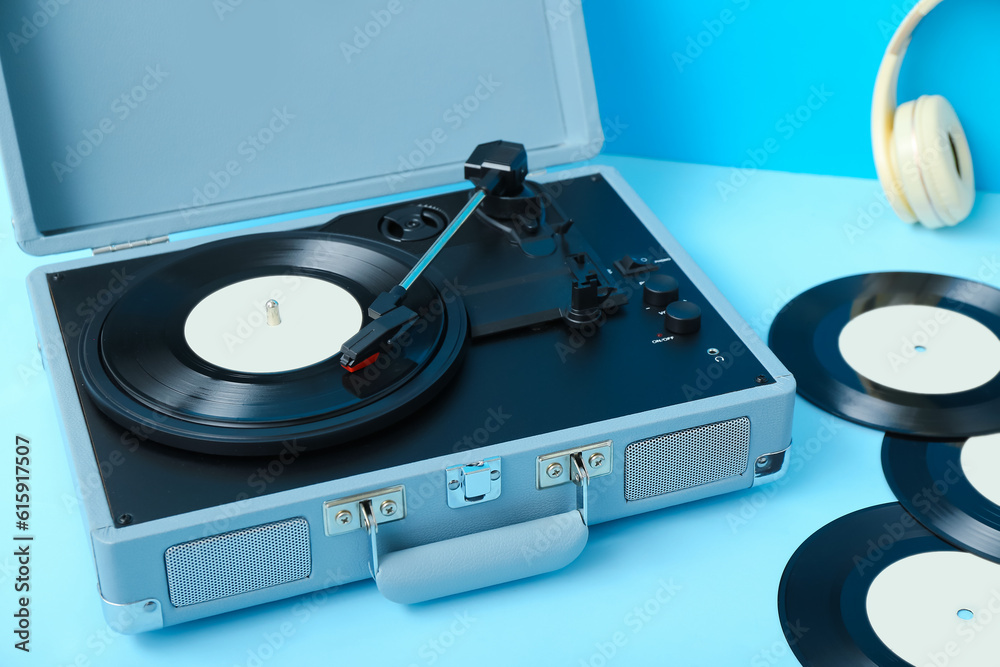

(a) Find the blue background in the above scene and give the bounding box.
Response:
[1,1,999,665]
[586,0,1000,194]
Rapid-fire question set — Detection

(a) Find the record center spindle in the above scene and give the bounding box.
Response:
[265,299,281,327]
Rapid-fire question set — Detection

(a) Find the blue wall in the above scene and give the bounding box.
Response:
[584,0,1000,193]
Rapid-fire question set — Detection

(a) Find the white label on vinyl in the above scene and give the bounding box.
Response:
[867,551,1000,666]
[838,305,1000,395]
[184,275,362,374]
[961,433,1000,505]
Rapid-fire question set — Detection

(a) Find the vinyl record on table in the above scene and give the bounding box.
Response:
[79,232,468,457]
[883,432,1000,563]
[778,503,1000,666]
[768,272,1000,438]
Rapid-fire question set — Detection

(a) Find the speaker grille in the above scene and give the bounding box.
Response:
[624,417,751,501]
[164,518,311,607]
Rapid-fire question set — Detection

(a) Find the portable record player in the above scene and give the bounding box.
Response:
[1,1,794,631]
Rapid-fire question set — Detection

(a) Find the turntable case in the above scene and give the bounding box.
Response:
[1,0,796,630]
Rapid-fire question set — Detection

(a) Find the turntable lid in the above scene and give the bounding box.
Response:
[0,0,602,256]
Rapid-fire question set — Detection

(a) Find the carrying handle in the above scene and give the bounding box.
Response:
[365,453,591,604]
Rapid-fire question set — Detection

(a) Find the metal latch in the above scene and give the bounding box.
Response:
[537,441,612,490]
[445,457,501,508]
[323,486,405,536]
[324,486,405,577]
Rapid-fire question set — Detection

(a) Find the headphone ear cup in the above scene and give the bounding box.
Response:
[891,95,975,228]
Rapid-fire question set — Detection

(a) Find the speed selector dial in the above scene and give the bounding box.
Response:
[642,274,679,307]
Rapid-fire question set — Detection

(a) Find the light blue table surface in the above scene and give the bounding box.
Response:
[1,154,997,666]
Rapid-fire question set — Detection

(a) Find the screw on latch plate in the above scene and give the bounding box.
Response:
[323,486,405,536]
[537,441,613,490]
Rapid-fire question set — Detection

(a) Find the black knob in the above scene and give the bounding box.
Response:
[665,301,701,335]
[643,274,679,307]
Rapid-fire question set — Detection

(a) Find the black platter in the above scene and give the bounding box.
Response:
[79,233,467,456]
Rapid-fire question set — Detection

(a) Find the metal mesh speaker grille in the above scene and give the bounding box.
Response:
[624,417,751,501]
[164,517,311,607]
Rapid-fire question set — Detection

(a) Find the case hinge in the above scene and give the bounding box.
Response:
[93,236,169,255]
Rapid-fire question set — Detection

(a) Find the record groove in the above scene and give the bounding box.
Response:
[882,433,1000,564]
[79,232,468,456]
[778,503,959,666]
[769,272,1000,438]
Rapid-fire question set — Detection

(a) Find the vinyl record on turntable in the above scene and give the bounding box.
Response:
[768,272,1000,438]
[883,432,1000,563]
[778,503,1000,666]
[79,231,469,457]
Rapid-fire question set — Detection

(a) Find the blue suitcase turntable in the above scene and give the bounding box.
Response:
[0,1,794,631]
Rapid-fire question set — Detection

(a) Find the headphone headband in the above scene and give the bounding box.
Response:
[871,0,947,221]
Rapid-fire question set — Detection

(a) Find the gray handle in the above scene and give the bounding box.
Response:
[374,510,588,604]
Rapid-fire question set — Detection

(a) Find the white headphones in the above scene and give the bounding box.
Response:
[872,0,976,228]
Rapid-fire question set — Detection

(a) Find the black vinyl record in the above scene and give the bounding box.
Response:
[778,503,959,666]
[79,232,468,456]
[768,272,1000,438]
[883,433,1000,563]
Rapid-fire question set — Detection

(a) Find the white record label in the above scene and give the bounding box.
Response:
[866,551,1000,666]
[838,305,1000,395]
[183,275,363,374]
[961,433,1000,506]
